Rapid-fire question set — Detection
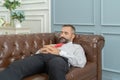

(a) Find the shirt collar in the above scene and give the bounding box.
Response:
[65,41,73,45]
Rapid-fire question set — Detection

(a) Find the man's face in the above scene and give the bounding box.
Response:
[59,26,75,43]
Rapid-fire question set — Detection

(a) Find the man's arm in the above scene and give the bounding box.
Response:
[59,45,87,68]
[35,44,86,68]
[42,45,60,54]
[35,45,60,54]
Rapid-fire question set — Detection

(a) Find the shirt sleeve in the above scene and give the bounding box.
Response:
[35,50,41,54]
[59,45,86,68]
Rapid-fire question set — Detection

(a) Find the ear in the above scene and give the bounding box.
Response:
[72,34,75,40]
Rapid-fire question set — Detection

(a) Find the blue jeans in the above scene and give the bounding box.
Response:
[0,53,69,80]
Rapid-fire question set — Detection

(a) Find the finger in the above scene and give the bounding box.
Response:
[46,48,54,53]
[42,52,49,54]
[46,46,56,51]
[43,45,51,48]
[44,45,54,48]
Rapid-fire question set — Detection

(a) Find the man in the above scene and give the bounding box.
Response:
[0,25,86,80]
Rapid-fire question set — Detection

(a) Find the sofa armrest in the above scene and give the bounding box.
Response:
[73,34,105,80]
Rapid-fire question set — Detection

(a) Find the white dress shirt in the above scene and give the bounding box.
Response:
[35,42,86,68]
[59,42,86,68]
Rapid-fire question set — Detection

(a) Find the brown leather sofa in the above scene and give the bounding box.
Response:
[0,33,104,80]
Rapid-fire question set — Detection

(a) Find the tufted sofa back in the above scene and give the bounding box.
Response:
[0,33,104,80]
[0,33,55,68]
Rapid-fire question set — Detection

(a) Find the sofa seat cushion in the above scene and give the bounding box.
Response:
[23,62,96,80]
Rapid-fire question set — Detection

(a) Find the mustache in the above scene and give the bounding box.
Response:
[58,37,69,43]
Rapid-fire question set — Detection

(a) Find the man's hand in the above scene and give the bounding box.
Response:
[40,45,60,55]
[40,47,49,54]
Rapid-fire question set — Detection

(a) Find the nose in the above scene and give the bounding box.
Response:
[60,33,64,37]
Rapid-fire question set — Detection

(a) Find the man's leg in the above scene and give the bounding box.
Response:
[0,54,45,80]
[47,56,69,80]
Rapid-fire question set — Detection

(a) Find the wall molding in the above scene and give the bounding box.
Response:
[100,0,120,26]
[48,0,51,32]
[0,0,47,6]
[103,68,120,74]
[102,71,112,80]
[101,23,120,26]
[26,14,47,21]
[102,32,120,35]
[16,8,48,11]
[76,31,95,35]
[53,22,95,26]
[22,0,47,5]
[54,31,95,35]
[25,13,48,32]
[102,33,120,74]
[0,8,48,12]
[53,0,95,25]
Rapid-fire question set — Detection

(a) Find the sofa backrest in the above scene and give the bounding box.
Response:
[0,33,55,68]
[73,34,104,62]
[0,33,104,69]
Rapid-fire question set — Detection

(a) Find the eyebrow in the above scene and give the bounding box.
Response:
[60,31,70,35]
[61,31,68,33]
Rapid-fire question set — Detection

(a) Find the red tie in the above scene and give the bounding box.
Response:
[54,43,63,48]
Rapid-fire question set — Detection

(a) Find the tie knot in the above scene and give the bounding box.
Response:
[54,43,63,48]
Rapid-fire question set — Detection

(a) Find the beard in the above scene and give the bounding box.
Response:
[58,37,69,44]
